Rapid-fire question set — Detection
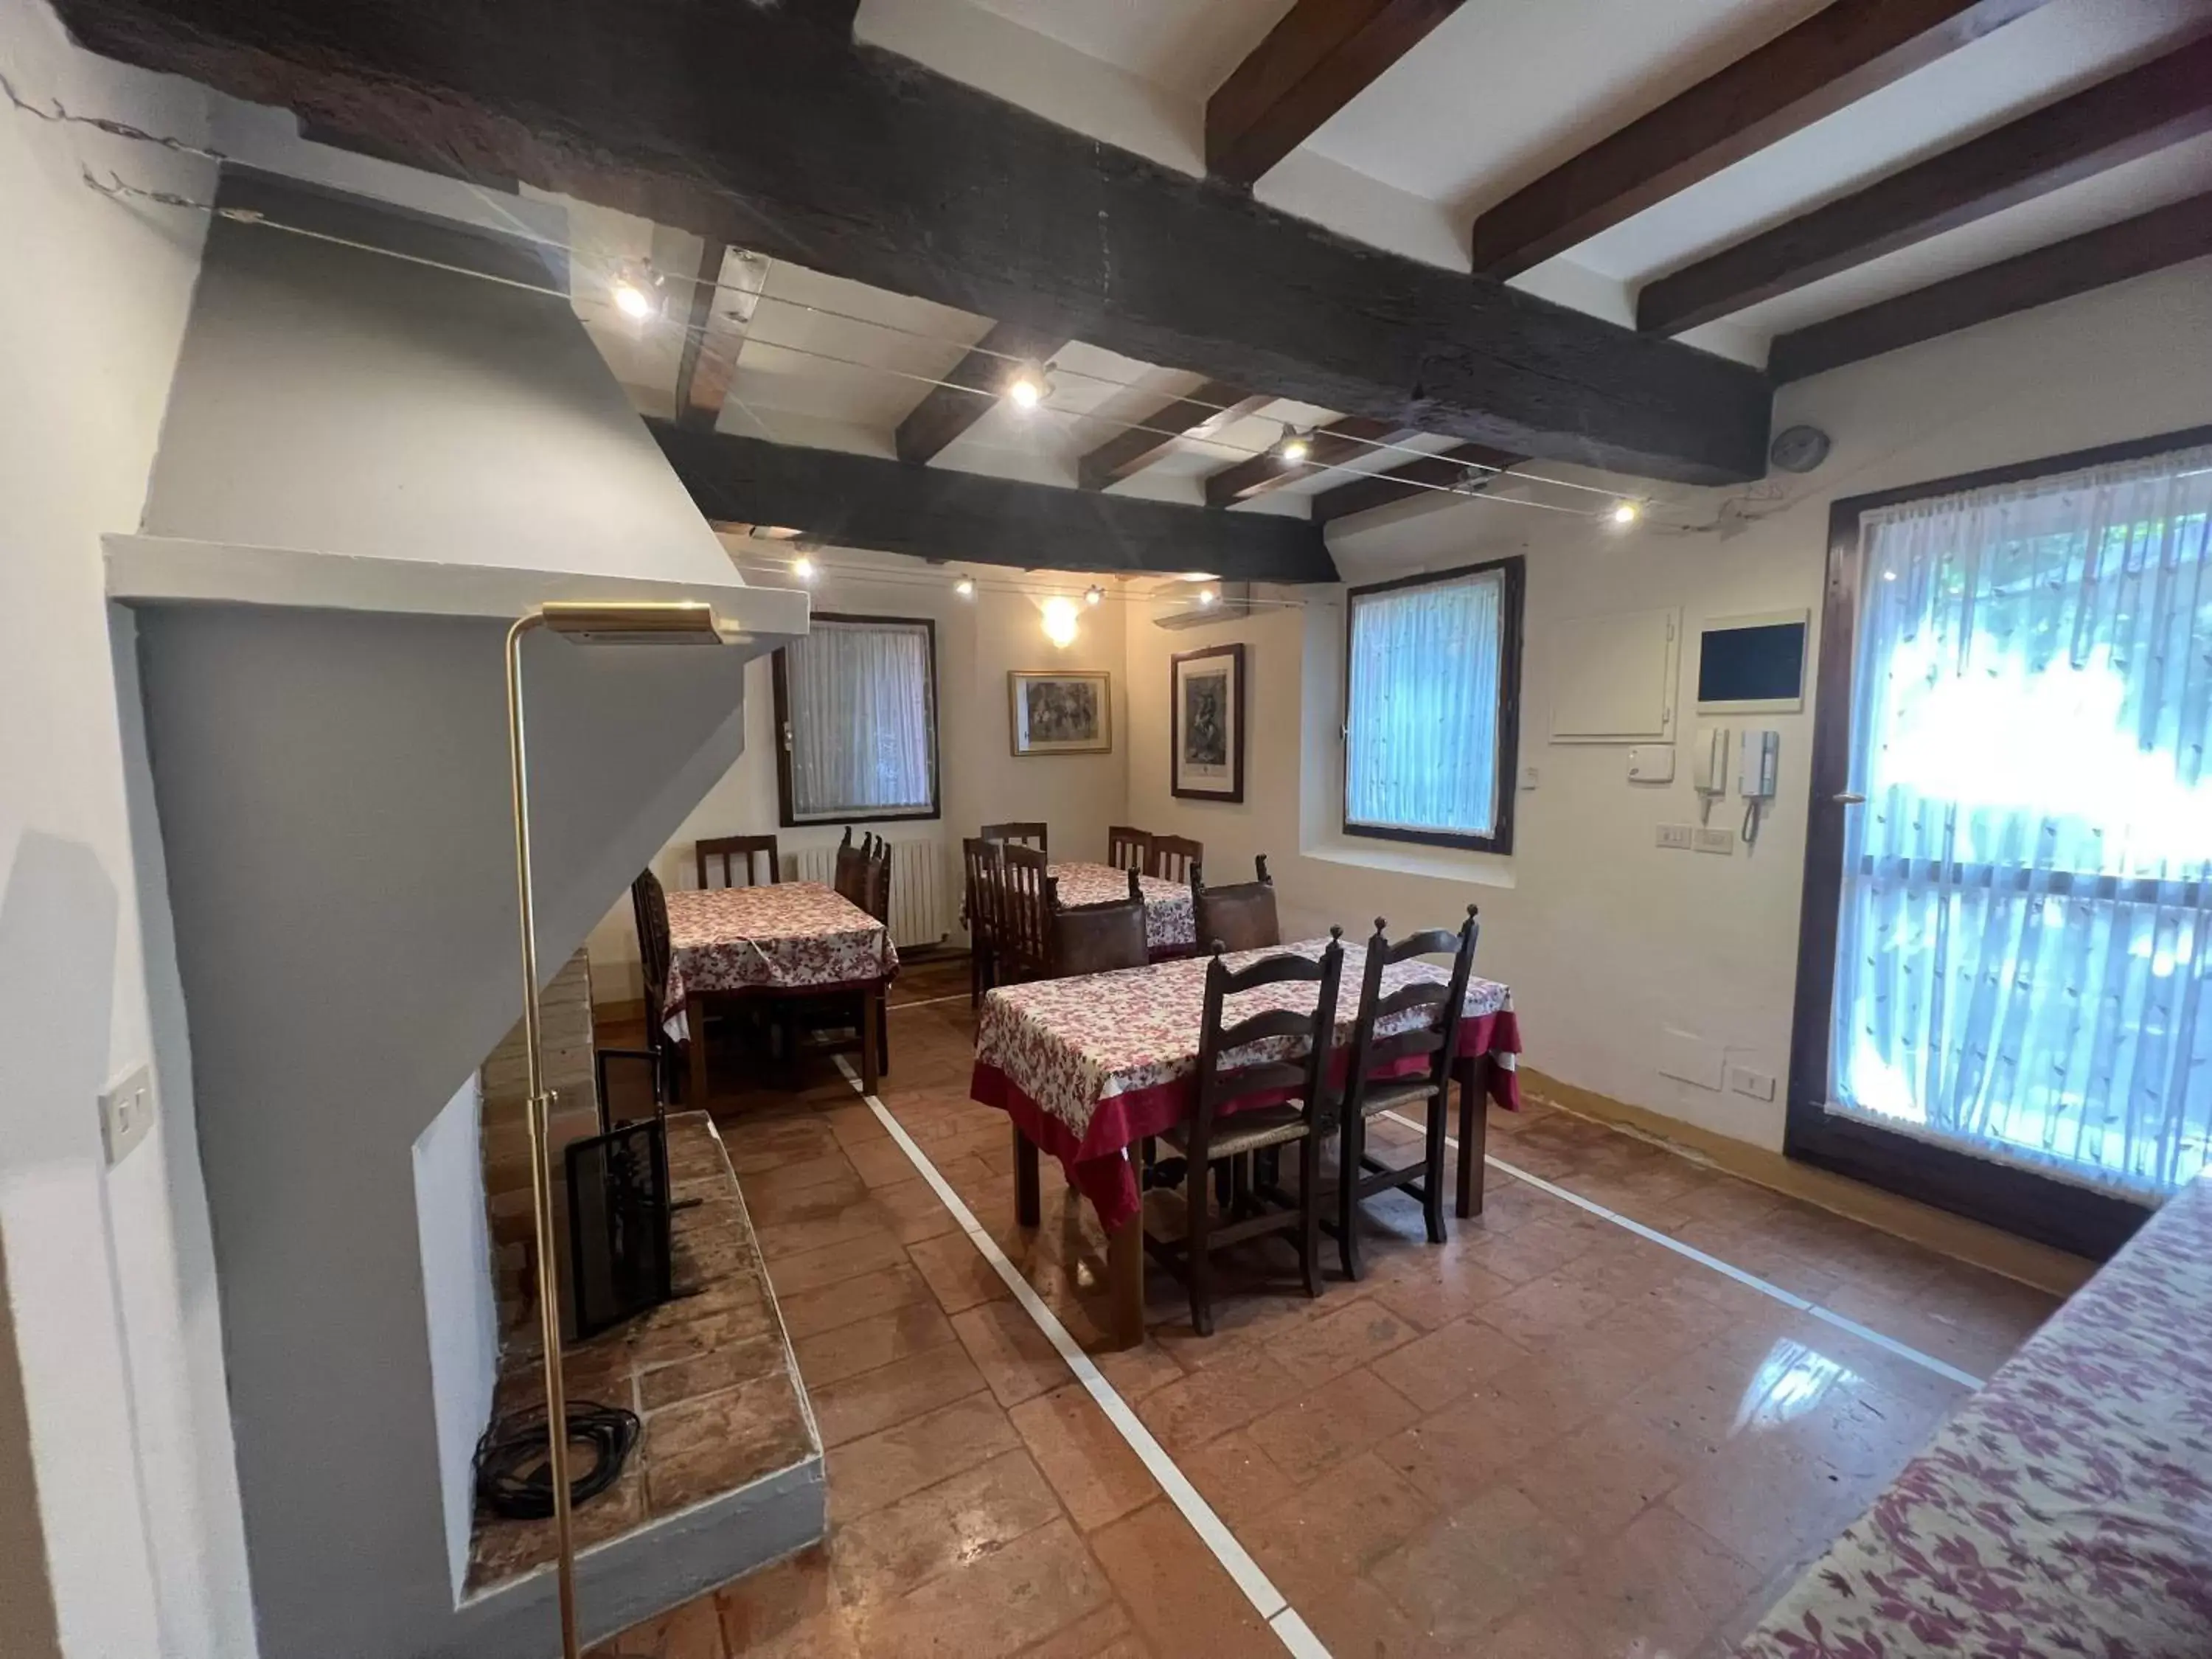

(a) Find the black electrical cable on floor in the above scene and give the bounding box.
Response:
[473,1399,641,1520]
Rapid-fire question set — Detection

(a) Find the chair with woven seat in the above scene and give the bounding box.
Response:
[1047,866,1149,977]
[1106,825,1152,872]
[1146,833,1202,884]
[1148,931,1345,1336]
[1334,906,1480,1279]
[1192,855,1279,953]
[695,833,779,888]
[981,821,1048,855]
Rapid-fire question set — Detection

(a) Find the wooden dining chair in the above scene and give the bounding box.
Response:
[796,835,899,1079]
[1192,855,1279,953]
[596,868,682,1121]
[996,843,1051,983]
[1150,932,1345,1336]
[695,833,779,889]
[1146,833,1203,884]
[1047,866,1150,977]
[1106,825,1152,872]
[832,826,869,906]
[1334,906,1480,1279]
[962,836,1003,1006]
[981,821,1049,855]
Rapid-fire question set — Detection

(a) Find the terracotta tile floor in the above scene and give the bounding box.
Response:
[470,1114,815,1591]
[585,978,2061,1658]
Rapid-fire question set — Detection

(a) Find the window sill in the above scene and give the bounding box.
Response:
[1301,835,1517,890]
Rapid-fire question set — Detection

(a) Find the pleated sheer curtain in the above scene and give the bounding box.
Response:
[1344,566,1506,840]
[1834,444,2212,1199]
[785,619,937,821]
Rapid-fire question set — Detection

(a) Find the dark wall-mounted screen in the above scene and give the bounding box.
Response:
[1697,619,1805,706]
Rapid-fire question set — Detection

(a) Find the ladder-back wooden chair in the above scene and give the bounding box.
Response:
[981,821,1049,855]
[1335,906,1480,1279]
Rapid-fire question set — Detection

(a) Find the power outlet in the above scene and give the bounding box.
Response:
[1694,827,1736,855]
[1725,1065,1777,1102]
[100,1065,156,1167]
[1655,824,1694,850]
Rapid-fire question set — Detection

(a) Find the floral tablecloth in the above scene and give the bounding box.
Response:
[1048,861,1196,954]
[972,936,1520,1229]
[1736,1171,2212,1659]
[661,883,898,1039]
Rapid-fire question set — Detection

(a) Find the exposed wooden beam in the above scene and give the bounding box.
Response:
[1076,382,1267,490]
[52,0,1770,484]
[1312,442,1523,524]
[894,320,1062,465]
[1205,416,1421,508]
[1470,0,2048,279]
[1638,34,2212,335]
[1208,0,1466,187]
[649,423,1339,583]
[672,243,765,431]
[1769,190,2212,384]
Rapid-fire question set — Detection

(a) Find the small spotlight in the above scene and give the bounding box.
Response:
[1197,587,1219,608]
[1006,361,1052,411]
[611,262,662,323]
[955,577,976,597]
[1610,501,1641,526]
[791,555,816,582]
[1279,427,1311,465]
[1084,585,1104,607]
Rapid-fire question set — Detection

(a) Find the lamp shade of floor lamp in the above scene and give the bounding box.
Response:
[504,601,738,1659]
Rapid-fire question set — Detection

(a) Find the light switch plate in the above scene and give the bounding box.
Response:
[1655,824,1693,850]
[1725,1065,1777,1102]
[100,1065,156,1167]
[1694,827,1736,855]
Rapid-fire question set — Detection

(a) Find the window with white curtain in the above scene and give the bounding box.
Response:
[1832,445,2212,1200]
[773,615,939,824]
[1343,558,1523,852]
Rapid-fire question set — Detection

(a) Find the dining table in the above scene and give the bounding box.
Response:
[661,882,900,1098]
[1046,860,1196,957]
[970,937,1522,1346]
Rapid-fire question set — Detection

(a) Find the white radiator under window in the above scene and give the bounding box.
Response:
[787,835,953,951]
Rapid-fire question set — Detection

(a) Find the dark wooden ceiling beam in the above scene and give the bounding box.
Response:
[52,0,1770,484]
[1470,0,2048,279]
[1637,33,2212,335]
[1076,382,1267,490]
[1769,189,2212,383]
[672,241,763,431]
[1312,442,1523,524]
[649,422,1339,583]
[1205,416,1422,507]
[895,320,1063,465]
[1208,0,1466,187]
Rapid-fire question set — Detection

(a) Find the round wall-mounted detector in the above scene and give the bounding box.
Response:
[1770,425,1832,474]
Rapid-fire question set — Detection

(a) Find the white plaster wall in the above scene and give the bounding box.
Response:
[588,554,1131,1001]
[0,2,254,1654]
[1127,259,2212,1152]
[411,1076,498,1603]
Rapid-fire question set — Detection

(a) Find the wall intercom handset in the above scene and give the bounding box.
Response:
[1693,726,1730,824]
[1739,729,1779,845]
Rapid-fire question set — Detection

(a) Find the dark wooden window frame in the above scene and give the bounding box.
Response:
[1340,555,1525,855]
[1788,422,2212,1262]
[771,611,942,829]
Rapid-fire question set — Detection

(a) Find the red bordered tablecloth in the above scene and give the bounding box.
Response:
[972,938,1520,1230]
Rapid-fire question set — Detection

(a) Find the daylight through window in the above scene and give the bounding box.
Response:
[774,615,940,824]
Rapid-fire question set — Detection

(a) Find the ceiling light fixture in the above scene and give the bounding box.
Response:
[1006,360,1054,411]
[610,262,663,324]
[1084,585,1104,607]
[1197,587,1219,608]
[1279,425,1311,464]
[790,555,816,582]
[1040,596,1081,647]
[1611,501,1641,526]
[955,577,976,597]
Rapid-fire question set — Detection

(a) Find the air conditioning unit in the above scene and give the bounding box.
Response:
[1152,580,1253,630]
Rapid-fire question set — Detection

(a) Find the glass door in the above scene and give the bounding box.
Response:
[1790,434,2212,1256]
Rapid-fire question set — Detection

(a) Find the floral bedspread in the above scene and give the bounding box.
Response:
[661,883,897,1030]
[975,936,1514,1144]
[1736,1172,2212,1659]
[1048,861,1196,953]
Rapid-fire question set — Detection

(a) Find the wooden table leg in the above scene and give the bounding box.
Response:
[1013,1124,1040,1228]
[860,987,883,1096]
[1455,1054,1490,1219]
[686,998,711,1107]
[1107,1200,1145,1350]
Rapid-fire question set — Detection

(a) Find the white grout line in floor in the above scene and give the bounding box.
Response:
[832,1056,1327,1658]
[1376,1110,1986,1391]
[886,990,975,1011]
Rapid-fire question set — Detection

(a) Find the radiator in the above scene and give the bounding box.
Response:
[788,835,953,950]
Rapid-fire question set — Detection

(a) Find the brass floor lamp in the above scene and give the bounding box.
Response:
[505,600,737,1659]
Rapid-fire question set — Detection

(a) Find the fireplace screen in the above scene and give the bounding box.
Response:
[565,1116,674,1340]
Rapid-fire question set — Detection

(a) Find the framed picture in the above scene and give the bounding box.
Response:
[1008,670,1113,756]
[1171,644,1245,802]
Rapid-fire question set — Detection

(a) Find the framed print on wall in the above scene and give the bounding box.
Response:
[1170,643,1245,803]
[1009,670,1113,756]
